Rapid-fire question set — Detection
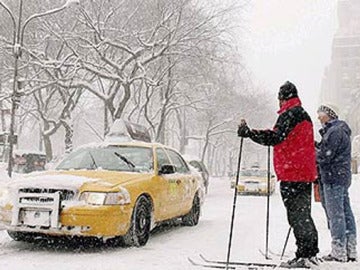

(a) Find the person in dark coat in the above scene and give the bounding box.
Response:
[238,81,319,269]
[316,104,357,262]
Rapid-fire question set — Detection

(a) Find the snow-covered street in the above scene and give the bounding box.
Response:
[0,0,357,269]
[1,174,360,270]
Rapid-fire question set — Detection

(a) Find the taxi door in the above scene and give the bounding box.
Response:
[152,147,179,220]
[165,149,195,215]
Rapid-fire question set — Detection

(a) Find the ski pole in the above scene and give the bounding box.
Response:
[281,227,292,260]
[265,146,271,260]
[225,137,244,270]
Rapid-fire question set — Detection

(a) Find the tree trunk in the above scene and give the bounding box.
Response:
[39,124,43,152]
[63,121,73,154]
[114,84,131,120]
[201,132,210,163]
[176,108,187,154]
[43,134,53,161]
[209,144,217,176]
[155,54,175,145]
[156,118,166,144]
[104,101,109,136]
[42,121,53,161]
[0,97,6,132]
[156,87,167,144]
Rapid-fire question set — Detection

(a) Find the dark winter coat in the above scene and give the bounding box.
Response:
[317,119,352,186]
[247,97,317,182]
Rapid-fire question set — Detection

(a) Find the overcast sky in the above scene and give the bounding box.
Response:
[240,0,338,120]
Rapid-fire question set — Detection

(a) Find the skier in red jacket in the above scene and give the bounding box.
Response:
[237,81,319,269]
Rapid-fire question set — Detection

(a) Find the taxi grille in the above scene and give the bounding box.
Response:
[19,188,75,201]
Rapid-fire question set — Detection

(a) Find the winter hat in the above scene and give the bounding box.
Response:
[278,81,298,100]
[317,103,339,119]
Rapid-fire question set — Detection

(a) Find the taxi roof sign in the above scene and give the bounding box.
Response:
[105,119,151,143]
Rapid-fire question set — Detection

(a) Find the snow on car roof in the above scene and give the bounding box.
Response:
[77,140,159,150]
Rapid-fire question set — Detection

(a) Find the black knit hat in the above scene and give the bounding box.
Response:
[278,81,298,100]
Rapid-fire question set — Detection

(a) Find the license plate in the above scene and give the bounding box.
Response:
[245,183,259,192]
[20,210,51,227]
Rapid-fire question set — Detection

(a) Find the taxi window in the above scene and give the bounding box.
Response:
[166,149,189,173]
[156,148,171,170]
[56,146,153,172]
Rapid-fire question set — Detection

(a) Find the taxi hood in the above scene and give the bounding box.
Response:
[8,170,150,193]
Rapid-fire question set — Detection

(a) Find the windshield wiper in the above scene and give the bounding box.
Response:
[114,152,136,171]
[88,151,98,169]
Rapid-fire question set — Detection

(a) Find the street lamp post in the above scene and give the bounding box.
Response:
[0,0,79,177]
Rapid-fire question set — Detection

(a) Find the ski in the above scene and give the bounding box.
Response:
[189,255,321,270]
[258,249,290,260]
[258,249,273,260]
[197,254,278,268]
[188,257,236,269]
[189,257,276,269]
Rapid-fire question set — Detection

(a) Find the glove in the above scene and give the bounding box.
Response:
[237,120,252,138]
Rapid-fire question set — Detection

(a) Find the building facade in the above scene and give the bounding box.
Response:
[320,0,360,135]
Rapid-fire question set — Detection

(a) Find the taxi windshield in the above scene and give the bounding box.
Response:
[56,145,153,172]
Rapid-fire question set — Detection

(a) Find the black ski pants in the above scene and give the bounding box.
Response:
[280,182,319,258]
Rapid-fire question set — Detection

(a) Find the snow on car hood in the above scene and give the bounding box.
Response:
[6,170,150,192]
[0,172,96,208]
[7,172,97,192]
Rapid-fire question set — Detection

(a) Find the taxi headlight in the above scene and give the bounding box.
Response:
[80,188,130,205]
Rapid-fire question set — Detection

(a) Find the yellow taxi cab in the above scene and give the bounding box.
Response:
[230,167,275,196]
[0,120,204,246]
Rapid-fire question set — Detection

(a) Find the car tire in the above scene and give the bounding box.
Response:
[122,196,152,247]
[7,231,31,242]
[181,194,200,226]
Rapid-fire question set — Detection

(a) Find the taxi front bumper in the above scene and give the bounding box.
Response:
[236,183,274,196]
[0,204,133,237]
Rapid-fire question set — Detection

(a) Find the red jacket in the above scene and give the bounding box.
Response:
[248,98,317,182]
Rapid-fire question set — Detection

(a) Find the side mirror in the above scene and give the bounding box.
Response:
[159,164,176,175]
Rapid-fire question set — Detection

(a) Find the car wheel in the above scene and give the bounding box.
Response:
[181,194,200,226]
[7,231,31,242]
[122,196,152,247]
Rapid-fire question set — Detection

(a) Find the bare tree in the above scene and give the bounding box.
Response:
[0,0,274,174]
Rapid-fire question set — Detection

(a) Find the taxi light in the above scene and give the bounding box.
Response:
[105,119,151,143]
